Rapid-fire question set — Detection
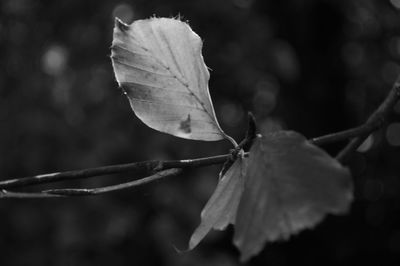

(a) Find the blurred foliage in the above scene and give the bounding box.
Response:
[1,0,400,265]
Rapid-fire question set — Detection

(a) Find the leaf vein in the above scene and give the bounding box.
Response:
[113,58,172,77]
[130,97,206,111]
[145,24,219,129]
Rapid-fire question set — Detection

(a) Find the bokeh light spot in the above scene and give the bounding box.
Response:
[41,45,68,76]
[252,76,279,117]
[270,40,299,81]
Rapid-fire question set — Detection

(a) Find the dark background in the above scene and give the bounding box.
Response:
[1,0,400,265]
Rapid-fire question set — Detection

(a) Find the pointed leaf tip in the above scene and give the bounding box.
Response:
[189,157,246,250]
[111,17,230,141]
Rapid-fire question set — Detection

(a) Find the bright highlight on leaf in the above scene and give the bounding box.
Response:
[189,156,246,250]
[233,132,353,261]
[111,17,229,141]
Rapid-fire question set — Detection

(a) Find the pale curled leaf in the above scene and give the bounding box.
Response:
[189,157,246,250]
[234,131,353,261]
[111,17,226,141]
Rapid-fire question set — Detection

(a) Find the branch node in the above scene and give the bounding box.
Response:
[219,113,258,178]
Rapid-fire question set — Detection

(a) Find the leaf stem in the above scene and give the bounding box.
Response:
[219,112,257,178]
[224,133,239,148]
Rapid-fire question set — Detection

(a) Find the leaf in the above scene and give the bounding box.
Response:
[233,131,353,261]
[111,17,227,141]
[189,156,246,250]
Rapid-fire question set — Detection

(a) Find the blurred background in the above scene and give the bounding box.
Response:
[1,0,400,265]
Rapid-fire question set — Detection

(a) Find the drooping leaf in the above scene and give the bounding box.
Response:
[233,131,353,261]
[189,156,246,250]
[111,17,227,141]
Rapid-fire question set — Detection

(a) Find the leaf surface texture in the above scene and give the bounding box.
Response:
[111,18,225,141]
[234,132,353,261]
[189,157,246,249]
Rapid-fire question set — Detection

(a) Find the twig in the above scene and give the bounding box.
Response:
[1,76,399,198]
[310,125,377,146]
[0,154,229,190]
[336,76,400,163]
[0,169,181,198]
[0,189,62,199]
[44,168,181,196]
[0,116,397,193]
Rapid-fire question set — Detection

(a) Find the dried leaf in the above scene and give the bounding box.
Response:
[233,131,353,261]
[111,17,226,141]
[189,156,246,250]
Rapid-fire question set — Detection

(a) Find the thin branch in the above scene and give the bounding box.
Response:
[0,189,63,199]
[1,76,399,197]
[0,154,229,189]
[0,169,181,198]
[44,168,181,196]
[336,76,400,163]
[310,125,376,146]
[0,115,397,192]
